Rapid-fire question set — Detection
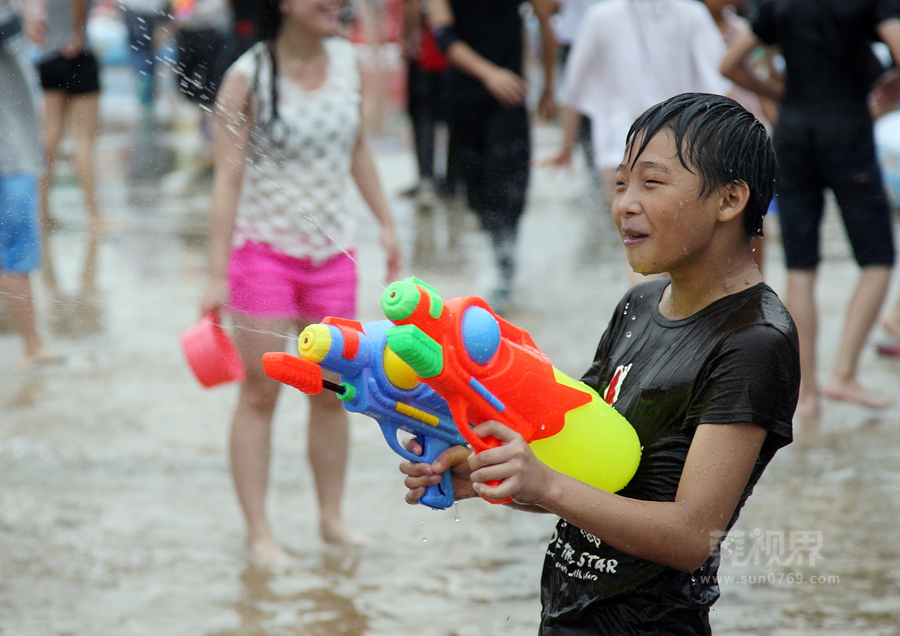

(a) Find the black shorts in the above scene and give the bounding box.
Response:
[775,138,896,270]
[176,28,226,105]
[37,52,101,94]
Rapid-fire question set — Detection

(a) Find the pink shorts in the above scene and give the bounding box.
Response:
[227,242,357,320]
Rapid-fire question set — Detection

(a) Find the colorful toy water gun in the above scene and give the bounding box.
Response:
[262,317,466,510]
[381,277,642,501]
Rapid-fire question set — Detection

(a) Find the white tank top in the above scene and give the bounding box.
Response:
[230,37,360,263]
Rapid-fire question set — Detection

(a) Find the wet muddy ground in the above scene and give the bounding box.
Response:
[3,68,900,636]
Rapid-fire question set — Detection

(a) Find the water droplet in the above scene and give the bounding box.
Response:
[625,331,632,338]
[422,537,428,542]
[631,315,636,320]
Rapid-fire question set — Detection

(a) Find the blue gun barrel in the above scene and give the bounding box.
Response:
[273,318,466,510]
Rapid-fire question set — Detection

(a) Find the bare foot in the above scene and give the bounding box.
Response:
[823,378,895,410]
[794,392,821,419]
[247,539,296,569]
[321,522,374,547]
[23,347,65,369]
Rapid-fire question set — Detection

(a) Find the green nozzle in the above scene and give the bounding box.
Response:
[382,277,444,322]
[385,325,444,378]
[382,280,421,321]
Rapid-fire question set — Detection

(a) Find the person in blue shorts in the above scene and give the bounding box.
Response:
[0,0,57,365]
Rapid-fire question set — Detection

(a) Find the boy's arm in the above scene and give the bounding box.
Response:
[720,29,784,102]
[428,0,527,107]
[468,420,767,574]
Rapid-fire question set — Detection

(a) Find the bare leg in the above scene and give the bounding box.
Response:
[70,92,104,241]
[0,273,56,365]
[785,269,819,418]
[307,386,371,545]
[40,90,69,293]
[79,231,100,296]
[229,314,295,567]
[823,265,894,409]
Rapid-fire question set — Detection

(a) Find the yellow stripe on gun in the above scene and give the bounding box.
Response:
[394,403,440,427]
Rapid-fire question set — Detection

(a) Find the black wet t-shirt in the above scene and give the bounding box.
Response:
[540,280,799,636]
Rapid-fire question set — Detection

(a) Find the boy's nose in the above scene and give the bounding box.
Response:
[614,189,641,217]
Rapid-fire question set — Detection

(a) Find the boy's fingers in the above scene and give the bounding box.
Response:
[399,459,433,477]
[432,444,472,473]
[402,437,424,457]
[405,486,427,505]
[472,420,519,444]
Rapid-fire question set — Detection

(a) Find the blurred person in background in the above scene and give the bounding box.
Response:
[428,0,558,312]
[400,0,452,208]
[34,0,105,297]
[554,0,601,174]
[172,0,232,176]
[117,0,171,113]
[701,0,779,273]
[0,0,59,365]
[722,0,900,416]
[541,0,731,286]
[199,0,402,567]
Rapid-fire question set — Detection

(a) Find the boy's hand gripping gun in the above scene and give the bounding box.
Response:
[381,277,642,502]
[261,317,466,510]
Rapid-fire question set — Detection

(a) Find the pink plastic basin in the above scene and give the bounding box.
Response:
[181,312,245,388]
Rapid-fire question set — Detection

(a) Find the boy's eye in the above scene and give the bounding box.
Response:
[645,179,663,186]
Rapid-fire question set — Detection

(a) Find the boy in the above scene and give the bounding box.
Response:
[400,93,800,634]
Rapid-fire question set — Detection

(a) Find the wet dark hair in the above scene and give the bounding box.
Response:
[624,92,777,238]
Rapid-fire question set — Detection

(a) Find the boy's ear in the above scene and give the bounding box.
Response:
[716,180,751,224]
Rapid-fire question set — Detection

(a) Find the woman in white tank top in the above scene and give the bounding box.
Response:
[199,0,402,567]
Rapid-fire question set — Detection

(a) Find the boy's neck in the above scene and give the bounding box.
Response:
[659,251,763,320]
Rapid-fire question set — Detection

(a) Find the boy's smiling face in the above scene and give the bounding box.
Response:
[612,128,725,278]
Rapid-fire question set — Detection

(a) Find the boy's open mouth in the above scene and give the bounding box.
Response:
[621,229,649,246]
